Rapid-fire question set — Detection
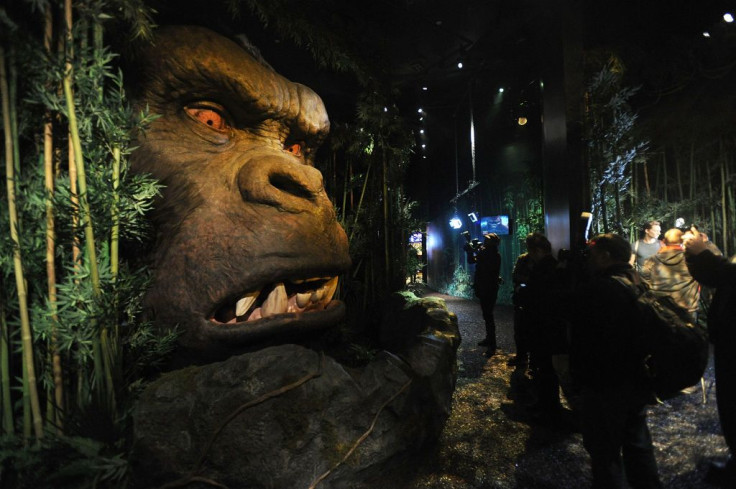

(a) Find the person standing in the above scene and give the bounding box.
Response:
[640,228,700,321]
[473,233,502,354]
[571,233,663,489]
[630,220,663,272]
[521,232,564,419]
[685,232,736,488]
[508,251,533,367]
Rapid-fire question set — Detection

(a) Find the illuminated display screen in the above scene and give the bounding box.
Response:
[480,215,510,235]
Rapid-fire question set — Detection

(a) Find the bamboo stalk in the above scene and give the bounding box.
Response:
[8,47,20,177]
[382,146,390,289]
[689,143,695,201]
[675,149,684,202]
[111,146,120,281]
[43,2,64,435]
[349,162,371,243]
[2,46,44,440]
[63,0,114,409]
[722,138,730,256]
[706,159,716,246]
[0,307,13,435]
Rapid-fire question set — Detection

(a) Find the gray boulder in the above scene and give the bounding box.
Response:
[130,292,459,489]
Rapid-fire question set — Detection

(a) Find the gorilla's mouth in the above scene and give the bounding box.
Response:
[209,277,339,325]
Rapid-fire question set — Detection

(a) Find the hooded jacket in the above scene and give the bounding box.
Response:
[640,246,700,314]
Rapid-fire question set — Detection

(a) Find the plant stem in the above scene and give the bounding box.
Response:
[44,3,64,434]
[0,308,13,435]
[2,46,44,440]
[111,145,120,282]
[63,0,114,410]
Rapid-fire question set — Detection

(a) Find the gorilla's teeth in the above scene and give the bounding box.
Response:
[236,292,259,317]
[323,276,339,304]
[310,288,324,303]
[262,283,287,317]
[296,292,311,308]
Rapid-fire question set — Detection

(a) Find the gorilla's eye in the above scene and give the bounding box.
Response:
[185,106,228,131]
[284,142,303,157]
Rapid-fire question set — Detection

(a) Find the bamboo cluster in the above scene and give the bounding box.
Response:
[0,0,163,447]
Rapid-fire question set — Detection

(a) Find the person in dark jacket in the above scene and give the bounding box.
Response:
[640,228,700,321]
[473,233,502,354]
[519,232,565,419]
[685,232,736,488]
[509,251,533,367]
[571,233,662,489]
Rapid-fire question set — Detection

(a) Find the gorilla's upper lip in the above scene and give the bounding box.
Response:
[208,276,340,325]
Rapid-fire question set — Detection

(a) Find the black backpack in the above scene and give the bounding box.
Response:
[613,275,709,400]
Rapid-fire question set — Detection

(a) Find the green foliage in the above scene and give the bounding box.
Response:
[585,63,649,235]
[1,0,170,484]
[0,434,127,489]
[442,265,474,299]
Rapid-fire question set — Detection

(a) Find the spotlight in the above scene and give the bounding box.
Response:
[468,212,478,223]
[449,217,463,229]
[724,12,734,23]
[498,88,504,93]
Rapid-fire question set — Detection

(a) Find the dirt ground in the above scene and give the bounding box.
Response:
[387,286,728,489]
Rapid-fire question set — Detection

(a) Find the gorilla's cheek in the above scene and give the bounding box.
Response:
[143,152,350,355]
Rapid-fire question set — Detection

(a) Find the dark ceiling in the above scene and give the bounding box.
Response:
[154,0,736,218]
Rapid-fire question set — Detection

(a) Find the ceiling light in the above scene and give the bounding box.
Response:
[422,86,428,91]
[420,129,424,134]
[457,61,463,69]
[498,88,504,93]
[421,144,426,148]
[417,107,423,113]
[725,13,734,23]
[703,31,711,37]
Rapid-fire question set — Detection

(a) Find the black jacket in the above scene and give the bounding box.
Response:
[569,263,650,391]
[686,250,736,345]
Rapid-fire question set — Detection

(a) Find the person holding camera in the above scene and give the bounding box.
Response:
[467,233,502,354]
[685,230,736,488]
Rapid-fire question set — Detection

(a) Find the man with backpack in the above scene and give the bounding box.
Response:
[685,232,736,488]
[570,233,663,489]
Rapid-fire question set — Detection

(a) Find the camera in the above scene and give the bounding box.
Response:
[461,231,481,253]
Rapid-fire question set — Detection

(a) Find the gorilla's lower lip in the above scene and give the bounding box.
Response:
[208,277,339,324]
[204,300,346,343]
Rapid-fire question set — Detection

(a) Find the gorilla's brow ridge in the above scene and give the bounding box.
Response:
[160,55,327,141]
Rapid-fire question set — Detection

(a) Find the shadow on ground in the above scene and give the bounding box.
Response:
[381,284,727,489]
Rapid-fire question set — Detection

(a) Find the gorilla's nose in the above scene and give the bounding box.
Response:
[238,155,326,213]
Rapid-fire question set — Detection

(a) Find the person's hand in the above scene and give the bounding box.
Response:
[684,232,707,255]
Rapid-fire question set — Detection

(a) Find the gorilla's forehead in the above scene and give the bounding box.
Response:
[140,25,329,138]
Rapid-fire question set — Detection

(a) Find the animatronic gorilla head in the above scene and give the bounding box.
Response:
[129,25,351,364]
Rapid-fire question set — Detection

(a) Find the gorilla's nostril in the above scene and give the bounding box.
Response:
[269,173,315,201]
